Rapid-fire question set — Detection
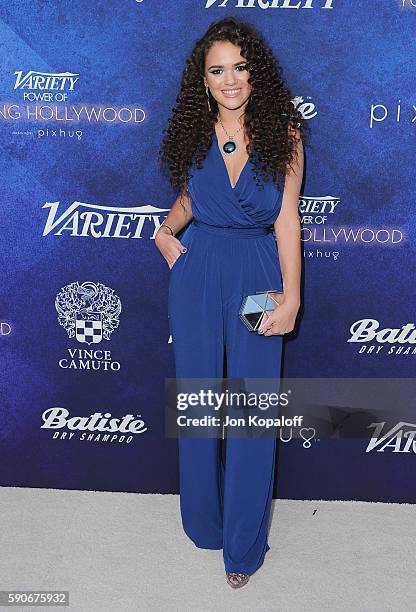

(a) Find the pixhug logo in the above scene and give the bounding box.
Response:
[370,99,416,129]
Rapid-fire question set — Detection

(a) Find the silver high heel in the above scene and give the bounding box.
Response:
[225,572,250,589]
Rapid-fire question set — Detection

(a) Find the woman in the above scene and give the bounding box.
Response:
[156,17,307,589]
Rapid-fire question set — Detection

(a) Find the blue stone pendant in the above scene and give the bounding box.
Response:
[222,139,238,155]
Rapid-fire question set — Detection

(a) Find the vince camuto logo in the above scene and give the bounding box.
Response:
[55,281,122,370]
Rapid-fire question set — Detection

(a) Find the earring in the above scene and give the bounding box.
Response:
[205,83,211,112]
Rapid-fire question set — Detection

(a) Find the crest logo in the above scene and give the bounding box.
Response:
[75,313,103,344]
[55,281,121,345]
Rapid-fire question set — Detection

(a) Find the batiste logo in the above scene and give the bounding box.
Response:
[348,319,416,355]
[41,408,147,444]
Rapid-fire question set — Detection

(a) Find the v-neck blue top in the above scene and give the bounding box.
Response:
[187,131,285,229]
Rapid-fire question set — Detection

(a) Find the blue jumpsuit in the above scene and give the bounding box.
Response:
[168,131,285,575]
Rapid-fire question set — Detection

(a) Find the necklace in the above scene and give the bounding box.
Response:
[218,116,244,156]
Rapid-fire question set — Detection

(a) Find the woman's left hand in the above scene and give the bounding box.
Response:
[258,295,300,336]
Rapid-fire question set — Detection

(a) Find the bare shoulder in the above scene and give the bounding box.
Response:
[274,126,304,226]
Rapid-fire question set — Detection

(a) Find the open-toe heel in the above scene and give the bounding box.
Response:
[225,572,250,589]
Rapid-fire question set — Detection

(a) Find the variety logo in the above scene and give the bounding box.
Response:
[301,193,403,263]
[205,0,335,9]
[41,407,147,444]
[55,281,122,370]
[43,201,169,239]
[348,319,416,355]
[9,69,145,127]
[366,421,416,453]
[14,70,80,92]
[399,0,416,11]
[300,195,340,225]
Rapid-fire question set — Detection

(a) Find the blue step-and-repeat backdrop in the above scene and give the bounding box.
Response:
[0,1,415,502]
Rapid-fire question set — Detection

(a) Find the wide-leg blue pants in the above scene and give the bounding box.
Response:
[168,219,283,575]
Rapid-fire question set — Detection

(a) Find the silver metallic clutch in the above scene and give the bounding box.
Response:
[239,290,283,332]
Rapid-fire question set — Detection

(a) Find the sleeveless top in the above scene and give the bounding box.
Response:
[187,131,285,229]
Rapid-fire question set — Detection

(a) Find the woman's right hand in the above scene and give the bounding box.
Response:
[155,227,187,269]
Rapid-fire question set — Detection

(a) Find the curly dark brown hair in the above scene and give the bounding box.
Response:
[158,16,310,213]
